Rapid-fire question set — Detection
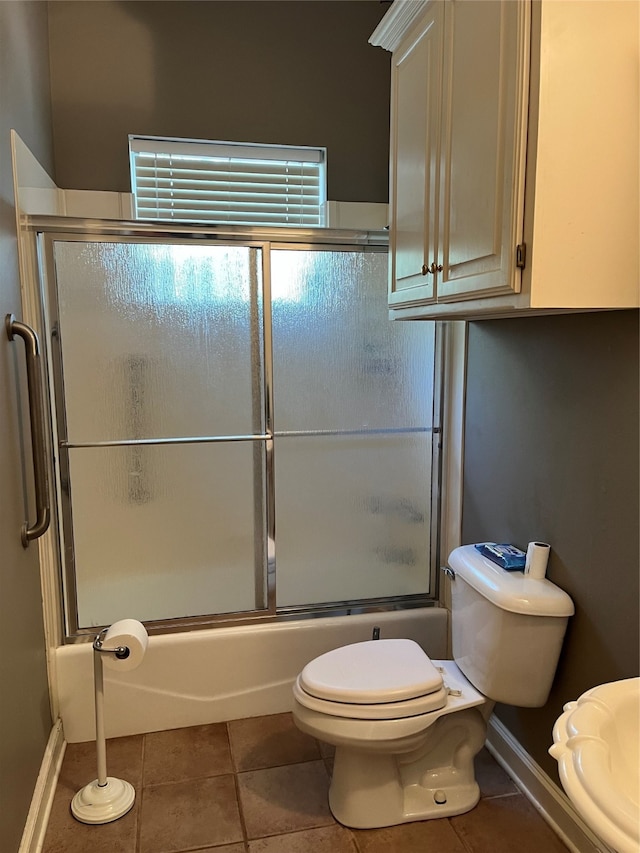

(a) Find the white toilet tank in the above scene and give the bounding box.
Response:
[448,545,574,707]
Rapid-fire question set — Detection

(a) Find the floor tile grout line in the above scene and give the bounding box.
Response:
[235,755,333,781]
[243,816,341,846]
[170,845,247,853]
[171,843,247,853]
[349,825,366,853]
[236,754,327,774]
[446,815,476,853]
[480,790,522,801]
[226,720,240,775]
[232,761,252,849]
[224,722,251,852]
[142,770,239,790]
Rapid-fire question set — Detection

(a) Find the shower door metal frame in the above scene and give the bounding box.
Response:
[29,217,441,642]
[40,228,277,637]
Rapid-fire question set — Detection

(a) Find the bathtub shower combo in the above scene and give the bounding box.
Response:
[23,219,445,739]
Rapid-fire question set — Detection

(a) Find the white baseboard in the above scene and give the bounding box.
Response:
[19,720,66,853]
[486,715,614,853]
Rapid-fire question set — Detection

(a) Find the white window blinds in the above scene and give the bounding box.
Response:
[129,136,327,227]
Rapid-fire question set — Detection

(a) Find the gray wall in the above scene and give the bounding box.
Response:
[47,0,391,202]
[0,3,54,850]
[462,309,640,780]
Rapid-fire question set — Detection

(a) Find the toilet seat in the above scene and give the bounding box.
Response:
[295,639,449,720]
[294,676,449,719]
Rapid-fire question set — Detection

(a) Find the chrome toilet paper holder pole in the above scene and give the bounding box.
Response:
[71,629,136,824]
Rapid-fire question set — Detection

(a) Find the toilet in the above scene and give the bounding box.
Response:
[292,544,574,829]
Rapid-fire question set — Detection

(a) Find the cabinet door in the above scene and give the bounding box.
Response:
[388,5,443,307]
[436,0,528,302]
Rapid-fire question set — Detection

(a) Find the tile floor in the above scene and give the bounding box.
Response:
[43,712,570,853]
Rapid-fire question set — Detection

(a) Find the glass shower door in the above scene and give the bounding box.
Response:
[271,248,436,607]
[46,238,269,629]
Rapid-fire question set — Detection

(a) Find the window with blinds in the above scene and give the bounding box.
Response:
[129,136,327,227]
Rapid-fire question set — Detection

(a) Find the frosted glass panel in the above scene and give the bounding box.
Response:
[275,434,432,606]
[53,241,263,442]
[271,250,434,431]
[68,442,264,627]
[272,249,435,607]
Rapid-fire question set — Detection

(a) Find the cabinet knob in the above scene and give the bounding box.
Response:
[429,262,444,274]
[421,263,430,276]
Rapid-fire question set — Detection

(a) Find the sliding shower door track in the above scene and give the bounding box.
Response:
[65,594,438,642]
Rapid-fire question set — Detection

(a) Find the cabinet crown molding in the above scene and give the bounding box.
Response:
[369,0,432,52]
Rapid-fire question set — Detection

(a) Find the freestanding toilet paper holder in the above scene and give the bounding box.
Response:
[70,631,136,825]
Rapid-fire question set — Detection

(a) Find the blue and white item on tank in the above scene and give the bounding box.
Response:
[473,542,526,571]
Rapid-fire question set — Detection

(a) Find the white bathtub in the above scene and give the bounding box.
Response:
[56,606,448,743]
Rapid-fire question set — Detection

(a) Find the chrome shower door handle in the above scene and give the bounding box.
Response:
[5,314,51,547]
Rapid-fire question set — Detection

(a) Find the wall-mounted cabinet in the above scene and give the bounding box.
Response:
[371,0,640,320]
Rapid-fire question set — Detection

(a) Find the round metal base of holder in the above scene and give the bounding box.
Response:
[71,777,135,824]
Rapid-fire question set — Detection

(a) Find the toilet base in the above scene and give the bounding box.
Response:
[327,708,486,829]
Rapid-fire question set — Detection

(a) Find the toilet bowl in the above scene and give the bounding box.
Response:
[292,544,575,829]
[293,641,487,828]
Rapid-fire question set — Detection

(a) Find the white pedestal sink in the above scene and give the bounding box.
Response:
[550,678,640,853]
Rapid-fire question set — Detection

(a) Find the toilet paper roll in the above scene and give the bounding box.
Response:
[525,542,550,580]
[101,619,148,672]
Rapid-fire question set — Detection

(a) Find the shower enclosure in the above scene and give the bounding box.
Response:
[32,220,440,639]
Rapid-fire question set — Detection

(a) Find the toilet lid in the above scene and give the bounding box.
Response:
[293,675,449,719]
[299,639,444,704]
